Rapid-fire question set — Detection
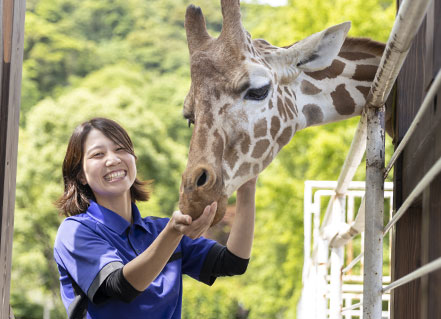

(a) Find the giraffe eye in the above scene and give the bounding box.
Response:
[244,84,270,101]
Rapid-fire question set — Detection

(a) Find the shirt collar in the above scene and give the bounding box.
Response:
[87,201,151,235]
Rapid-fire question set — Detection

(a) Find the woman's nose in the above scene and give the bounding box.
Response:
[105,153,122,166]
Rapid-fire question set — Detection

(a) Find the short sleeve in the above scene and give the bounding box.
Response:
[54,219,124,303]
[180,235,216,283]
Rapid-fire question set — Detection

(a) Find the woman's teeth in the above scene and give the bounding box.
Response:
[104,170,126,182]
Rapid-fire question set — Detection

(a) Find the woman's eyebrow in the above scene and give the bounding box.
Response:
[85,145,104,155]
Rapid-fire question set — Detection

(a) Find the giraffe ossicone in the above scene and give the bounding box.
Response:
[179,0,385,225]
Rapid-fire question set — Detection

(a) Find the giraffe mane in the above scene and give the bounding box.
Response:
[341,37,385,57]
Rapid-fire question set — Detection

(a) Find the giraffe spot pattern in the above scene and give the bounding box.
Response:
[338,52,375,61]
[234,162,251,178]
[304,60,346,81]
[301,80,322,95]
[276,126,293,150]
[253,163,260,175]
[270,116,281,140]
[251,139,270,159]
[212,130,224,166]
[356,86,371,100]
[254,118,267,138]
[262,151,273,169]
[331,84,356,115]
[285,96,297,117]
[225,144,239,169]
[269,99,274,109]
[219,103,231,116]
[240,133,251,154]
[302,104,324,126]
[277,96,288,122]
[353,65,378,82]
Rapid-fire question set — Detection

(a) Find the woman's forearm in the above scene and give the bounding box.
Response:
[226,183,256,259]
[123,222,183,291]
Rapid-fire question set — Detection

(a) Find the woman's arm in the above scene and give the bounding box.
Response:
[122,202,217,292]
[226,177,258,259]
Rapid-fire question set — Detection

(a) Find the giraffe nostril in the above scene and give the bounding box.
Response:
[196,170,208,187]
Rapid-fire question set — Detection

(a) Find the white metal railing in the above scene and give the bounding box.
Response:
[298,0,440,318]
[299,181,393,319]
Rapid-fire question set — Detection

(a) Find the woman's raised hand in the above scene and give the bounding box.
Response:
[169,202,217,239]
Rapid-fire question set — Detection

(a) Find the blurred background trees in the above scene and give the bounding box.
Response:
[13,0,394,317]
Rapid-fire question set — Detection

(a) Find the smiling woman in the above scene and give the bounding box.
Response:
[53,117,257,319]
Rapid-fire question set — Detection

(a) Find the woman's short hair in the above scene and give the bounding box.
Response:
[56,117,150,216]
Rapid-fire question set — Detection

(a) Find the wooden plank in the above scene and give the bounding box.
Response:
[392,2,426,318]
[0,0,25,317]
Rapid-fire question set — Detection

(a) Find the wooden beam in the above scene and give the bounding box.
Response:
[0,0,25,317]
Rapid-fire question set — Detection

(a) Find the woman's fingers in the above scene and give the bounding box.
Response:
[171,202,218,239]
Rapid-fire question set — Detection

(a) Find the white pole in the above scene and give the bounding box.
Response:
[363,105,385,319]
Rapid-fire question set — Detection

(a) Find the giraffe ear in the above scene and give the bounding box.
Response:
[293,22,351,71]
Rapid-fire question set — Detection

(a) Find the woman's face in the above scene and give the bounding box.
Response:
[81,128,137,203]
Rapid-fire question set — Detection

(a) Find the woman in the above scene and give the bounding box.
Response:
[54,117,257,319]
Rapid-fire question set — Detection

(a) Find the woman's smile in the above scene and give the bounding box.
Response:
[104,169,127,182]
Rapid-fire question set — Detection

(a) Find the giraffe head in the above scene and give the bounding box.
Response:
[179,0,382,224]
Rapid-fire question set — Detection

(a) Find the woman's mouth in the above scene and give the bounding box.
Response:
[104,170,127,182]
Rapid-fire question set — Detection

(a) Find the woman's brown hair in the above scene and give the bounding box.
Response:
[56,117,150,216]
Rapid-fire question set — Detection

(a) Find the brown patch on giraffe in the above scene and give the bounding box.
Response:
[285,97,297,117]
[338,52,375,61]
[276,126,293,149]
[270,116,281,140]
[204,111,214,128]
[269,99,274,109]
[240,133,251,154]
[302,104,324,126]
[301,80,322,95]
[251,139,270,159]
[356,86,371,100]
[331,84,356,115]
[218,103,231,116]
[262,151,273,169]
[352,65,378,82]
[253,164,260,175]
[234,162,251,178]
[212,130,224,166]
[241,55,246,61]
[225,145,239,170]
[283,86,293,97]
[277,96,287,122]
[304,60,345,81]
[277,86,283,95]
[254,118,267,138]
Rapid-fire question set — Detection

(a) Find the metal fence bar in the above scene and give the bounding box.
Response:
[342,302,362,312]
[342,252,364,274]
[384,70,441,178]
[382,257,441,293]
[384,155,441,235]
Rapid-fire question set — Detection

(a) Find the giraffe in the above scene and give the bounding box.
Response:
[178,0,386,225]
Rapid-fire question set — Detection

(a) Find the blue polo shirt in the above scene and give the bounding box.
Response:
[54,201,217,319]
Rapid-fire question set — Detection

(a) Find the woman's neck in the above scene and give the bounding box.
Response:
[95,192,133,223]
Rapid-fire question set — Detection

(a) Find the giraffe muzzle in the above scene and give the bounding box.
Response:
[179,164,227,226]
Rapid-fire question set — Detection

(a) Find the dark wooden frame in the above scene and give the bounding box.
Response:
[392,0,441,318]
[0,0,26,318]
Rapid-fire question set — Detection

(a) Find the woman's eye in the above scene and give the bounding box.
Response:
[92,152,103,158]
[244,84,270,101]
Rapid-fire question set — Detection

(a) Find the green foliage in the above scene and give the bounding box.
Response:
[13,0,395,317]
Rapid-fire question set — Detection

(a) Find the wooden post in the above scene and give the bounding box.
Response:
[0,0,26,318]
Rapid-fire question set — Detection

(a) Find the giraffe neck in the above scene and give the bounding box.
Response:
[294,54,380,130]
